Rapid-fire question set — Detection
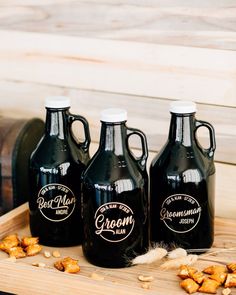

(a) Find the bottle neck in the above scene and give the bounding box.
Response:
[45,108,69,139]
[168,113,196,146]
[99,121,127,155]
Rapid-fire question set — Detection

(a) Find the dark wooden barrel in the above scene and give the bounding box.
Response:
[0,117,44,214]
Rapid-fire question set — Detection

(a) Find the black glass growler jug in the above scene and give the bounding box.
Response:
[29,96,91,247]
[150,101,216,250]
[81,108,149,268]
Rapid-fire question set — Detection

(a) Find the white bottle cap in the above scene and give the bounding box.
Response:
[169,101,197,114]
[45,96,71,108]
[100,108,127,122]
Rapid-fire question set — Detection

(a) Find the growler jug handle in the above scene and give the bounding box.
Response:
[127,127,148,171]
[195,120,216,158]
[68,114,91,153]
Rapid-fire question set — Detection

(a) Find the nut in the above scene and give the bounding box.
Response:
[32,262,46,268]
[141,282,151,289]
[52,250,61,258]
[44,251,51,258]
[38,262,46,268]
[32,262,38,266]
[138,275,154,282]
[222,288,232,295]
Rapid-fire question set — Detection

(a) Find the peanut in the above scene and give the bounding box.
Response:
[141,282,151,289]
[138,275,154,282]
[44,251,51,258]
[222,288,232,295]
[52,250,61,258]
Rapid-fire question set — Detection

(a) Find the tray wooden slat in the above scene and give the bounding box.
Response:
[0,204,236,294]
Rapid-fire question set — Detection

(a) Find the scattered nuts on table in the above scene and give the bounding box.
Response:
[44,250,51,258]
[141,282,151,289]
[138,275,154,282]
[222,288,231,295]
[138,275,154,290]
[37,262,46,268]
[32,262,38,266]
[52,250,61,258]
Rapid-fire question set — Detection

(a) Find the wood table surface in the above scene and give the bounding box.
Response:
[0,204,235,295]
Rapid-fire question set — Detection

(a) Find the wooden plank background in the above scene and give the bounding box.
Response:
[0,80,235,164]
[0,0,235,219]
[1,0,236,50]
[0,30,236,108]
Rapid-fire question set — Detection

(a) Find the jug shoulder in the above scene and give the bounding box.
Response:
[151,143,212,176]
[83,150,146,185]
[30,137,79,167]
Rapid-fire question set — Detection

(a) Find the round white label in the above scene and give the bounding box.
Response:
[37,183,76,222]
[94,202,135,243]
[160,194,201,233]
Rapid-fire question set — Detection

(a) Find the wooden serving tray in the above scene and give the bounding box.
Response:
[0,203,235,295]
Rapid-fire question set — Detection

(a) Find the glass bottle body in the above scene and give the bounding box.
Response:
[150,113,215,250]
[29,107,90,247]
[82,121,149,267]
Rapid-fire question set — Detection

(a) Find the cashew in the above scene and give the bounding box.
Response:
[138,275,154,282]
[44,251,51,258]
